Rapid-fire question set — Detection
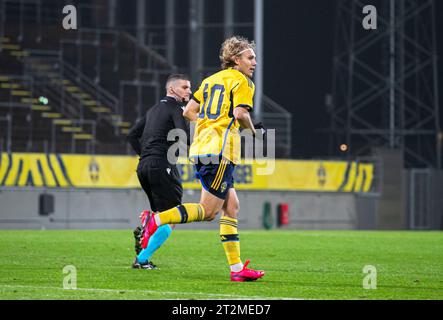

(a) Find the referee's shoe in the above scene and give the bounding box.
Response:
[132,258,158,270]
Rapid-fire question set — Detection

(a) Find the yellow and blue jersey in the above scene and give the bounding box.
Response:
[190,68,255,164]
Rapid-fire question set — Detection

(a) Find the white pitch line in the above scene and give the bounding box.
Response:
[0,284,304,300]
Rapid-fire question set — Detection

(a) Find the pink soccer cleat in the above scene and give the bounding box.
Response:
[139,210,151,227]
[139,210,151,250]
[142,212,159,248]
[230,259,265,282]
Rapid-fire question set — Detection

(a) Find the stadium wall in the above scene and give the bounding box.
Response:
[0,152,381,230]
[0,188,377,230]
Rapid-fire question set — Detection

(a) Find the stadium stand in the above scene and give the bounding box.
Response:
[0,1,175,155]
[0,0,293,157]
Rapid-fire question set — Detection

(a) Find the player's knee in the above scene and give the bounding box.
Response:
[224,205,239,217]
[201,203,217,221]
[233,202,240,215]
[225,200,240,217]
[200,202,222,221]
[204,210,219,221]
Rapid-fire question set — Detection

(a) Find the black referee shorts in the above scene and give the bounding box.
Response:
[136,157,183,212]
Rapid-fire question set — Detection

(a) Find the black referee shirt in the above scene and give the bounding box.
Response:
[127,96,190,160]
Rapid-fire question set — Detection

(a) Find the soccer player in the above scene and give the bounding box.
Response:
[127,74,191,269]
[141,36,265,281]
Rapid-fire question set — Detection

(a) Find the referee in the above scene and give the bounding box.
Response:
[127,74,191,269]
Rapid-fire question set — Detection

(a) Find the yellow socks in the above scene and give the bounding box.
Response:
[155,203,206,226]
[220,216,241,266]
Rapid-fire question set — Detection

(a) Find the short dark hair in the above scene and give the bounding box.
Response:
[165,74,190,90]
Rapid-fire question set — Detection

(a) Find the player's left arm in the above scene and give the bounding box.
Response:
[233,77,257,136]
[234,107,256,136]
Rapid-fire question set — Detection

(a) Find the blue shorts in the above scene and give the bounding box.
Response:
[194,157,235,200]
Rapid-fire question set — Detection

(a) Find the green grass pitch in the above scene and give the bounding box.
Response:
[0,230,442,300]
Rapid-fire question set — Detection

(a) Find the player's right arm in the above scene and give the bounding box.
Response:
[183,99,200,122]
[183,85,203,122]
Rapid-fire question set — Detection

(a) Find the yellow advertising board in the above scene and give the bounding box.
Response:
[0,153,373,192]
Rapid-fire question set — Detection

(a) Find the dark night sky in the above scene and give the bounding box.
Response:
[263,0,443,159]
[264,0,335,158]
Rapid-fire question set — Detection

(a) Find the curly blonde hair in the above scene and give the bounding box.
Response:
[219,36,256,69]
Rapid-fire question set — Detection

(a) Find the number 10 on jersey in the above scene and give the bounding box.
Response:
[199,84,225,120]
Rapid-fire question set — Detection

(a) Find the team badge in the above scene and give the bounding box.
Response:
[220,181,227,193]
